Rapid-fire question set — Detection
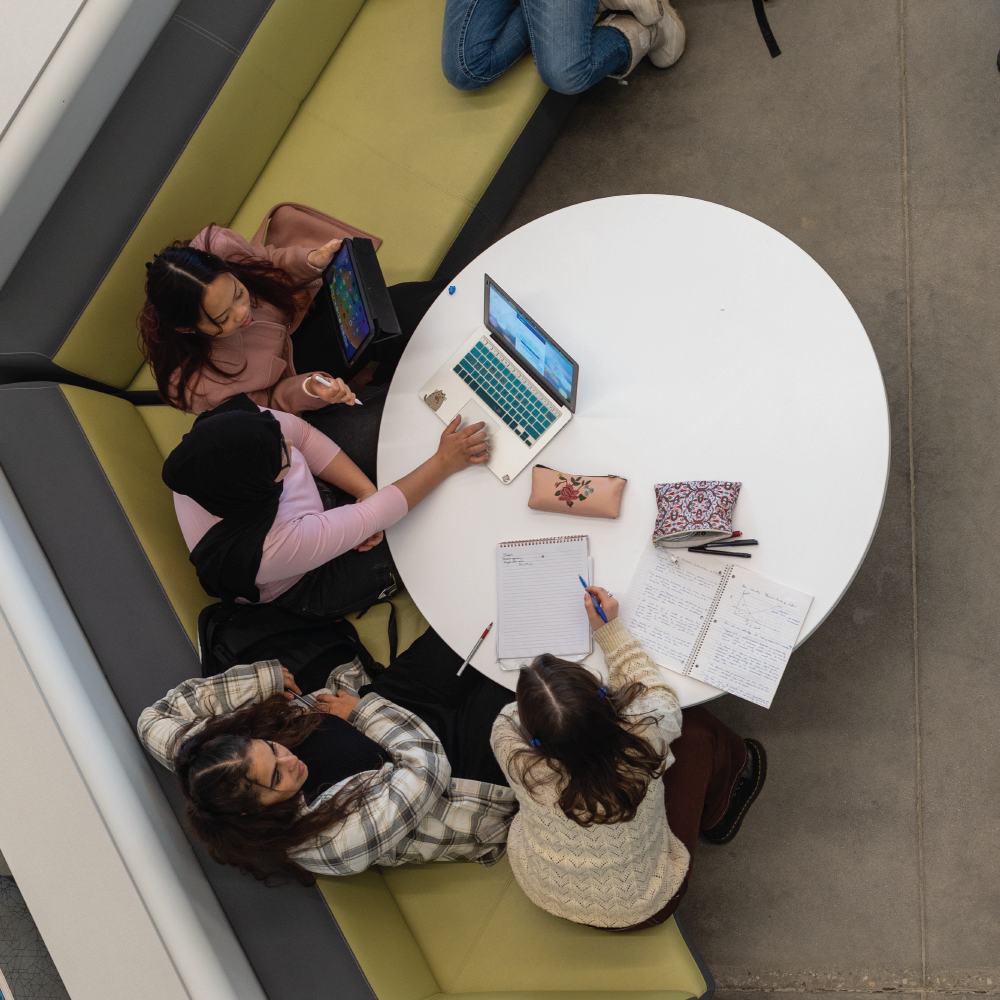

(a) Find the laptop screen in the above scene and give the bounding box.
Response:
[484,276,578,411]
[326,242,371,362]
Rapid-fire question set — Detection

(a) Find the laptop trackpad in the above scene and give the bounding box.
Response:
[457,400,498,458]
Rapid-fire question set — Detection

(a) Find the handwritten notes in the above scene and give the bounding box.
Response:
[619,548,812,708]
[496,537,591,659]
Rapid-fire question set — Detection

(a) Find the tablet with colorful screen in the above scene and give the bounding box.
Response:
[325,241,373,363]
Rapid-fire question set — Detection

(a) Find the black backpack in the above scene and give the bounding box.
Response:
[197,599,396,694]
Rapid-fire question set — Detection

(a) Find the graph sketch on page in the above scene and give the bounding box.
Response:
[620,547,812,708]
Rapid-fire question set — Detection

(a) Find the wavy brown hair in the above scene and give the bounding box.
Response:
[171,693,378,885]
[506,655,666,827]
[137,225,309,409]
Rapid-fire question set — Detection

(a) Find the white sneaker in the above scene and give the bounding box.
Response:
[602,12,654,78]
[647,1,685,68]
[598,0,664,28]
[603,5,685,77]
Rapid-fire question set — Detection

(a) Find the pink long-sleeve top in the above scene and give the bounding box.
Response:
[173,408,409,603]
[172,226,330,415]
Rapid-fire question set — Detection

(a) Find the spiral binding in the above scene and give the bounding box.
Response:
[682,563,734,676]
[499,535,588,547]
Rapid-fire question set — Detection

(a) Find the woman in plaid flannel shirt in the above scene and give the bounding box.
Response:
[139,646,517,884]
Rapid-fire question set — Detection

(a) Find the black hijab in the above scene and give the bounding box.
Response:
[163,396,285,603]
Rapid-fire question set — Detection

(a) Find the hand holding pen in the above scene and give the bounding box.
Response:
[281,666,305,702]
[310,373,363,406]
[579,580,618,629]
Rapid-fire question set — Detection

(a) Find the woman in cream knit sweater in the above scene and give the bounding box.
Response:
[490,586,766,930]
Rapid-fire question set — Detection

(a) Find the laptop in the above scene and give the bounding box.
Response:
[319,238,401,371]
[419,275,579,484]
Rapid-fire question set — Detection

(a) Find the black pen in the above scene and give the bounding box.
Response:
[695,539,758,548]
[688,547,751,558]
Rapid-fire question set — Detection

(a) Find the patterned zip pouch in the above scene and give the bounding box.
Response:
[653,481,742,547]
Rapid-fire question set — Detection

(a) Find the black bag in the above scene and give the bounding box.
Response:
[198,599,397,694]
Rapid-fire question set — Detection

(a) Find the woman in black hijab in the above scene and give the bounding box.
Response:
[163,402,286,603]
[163,396,487,617]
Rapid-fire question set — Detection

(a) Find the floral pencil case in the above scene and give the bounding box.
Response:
[527,465,627,519]
[653,480,741,547]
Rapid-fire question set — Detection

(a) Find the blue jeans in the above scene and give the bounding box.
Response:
[442,0,631,95]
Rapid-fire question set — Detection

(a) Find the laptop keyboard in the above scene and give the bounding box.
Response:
[453,339,559,445]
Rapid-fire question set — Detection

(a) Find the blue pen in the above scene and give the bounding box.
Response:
[578,575,609,623]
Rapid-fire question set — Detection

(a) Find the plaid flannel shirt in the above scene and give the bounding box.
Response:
[137,659,517,876]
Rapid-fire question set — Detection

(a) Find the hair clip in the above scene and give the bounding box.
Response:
[597,686,608,698]
[529,738,541,748]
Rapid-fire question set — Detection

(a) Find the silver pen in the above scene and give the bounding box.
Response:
[457,622,493,676]
[313,373,363,405]
[289,690,314,710]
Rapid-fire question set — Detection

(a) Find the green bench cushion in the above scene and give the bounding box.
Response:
[61,387,209,646]
[319,857,709,1000]
[229,0,547,287]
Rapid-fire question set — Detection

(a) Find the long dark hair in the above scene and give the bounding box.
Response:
[506,655,666,827]
[138,225,306,409]
[172,694,376,885]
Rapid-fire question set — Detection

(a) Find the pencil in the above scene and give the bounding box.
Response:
[457,622,493,675]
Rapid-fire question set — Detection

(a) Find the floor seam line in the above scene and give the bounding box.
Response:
[713,990,998,996]
[898,0,926,988]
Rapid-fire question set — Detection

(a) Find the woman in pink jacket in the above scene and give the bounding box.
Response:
[139,225,444,482]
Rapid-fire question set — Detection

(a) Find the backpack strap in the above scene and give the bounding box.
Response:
[752,0,781,58]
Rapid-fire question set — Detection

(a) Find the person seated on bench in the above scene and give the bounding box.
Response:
[162,396,487,617]
[140,226,445,483]
[441,0,685,95]
[140,225,357,414]
[491,585,767,931]
[137,628,517,881]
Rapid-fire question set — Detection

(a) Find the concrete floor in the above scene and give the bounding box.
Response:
[499,0,1000,994]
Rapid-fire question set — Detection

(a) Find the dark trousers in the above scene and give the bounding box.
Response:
[613,706,748,932]
[357,627,516,786]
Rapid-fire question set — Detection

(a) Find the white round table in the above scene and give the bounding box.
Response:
[378,195,889,707]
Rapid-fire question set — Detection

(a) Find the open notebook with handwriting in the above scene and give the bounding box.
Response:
[619,547,813,708]
[496,535,592,661]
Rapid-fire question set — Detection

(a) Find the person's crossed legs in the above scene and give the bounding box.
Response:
[609,706,762,932]
[358,627,515,786]
[442,0,630,95]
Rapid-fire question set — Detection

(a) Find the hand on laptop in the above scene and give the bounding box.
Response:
[306,238,343,270]
[438,415,489,474]
[308,373,356,406]
[390,416,489,511]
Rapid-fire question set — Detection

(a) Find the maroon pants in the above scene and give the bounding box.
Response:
[610,706,748,932]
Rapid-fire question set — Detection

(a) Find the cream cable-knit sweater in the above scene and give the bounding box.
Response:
[490,619,690,928]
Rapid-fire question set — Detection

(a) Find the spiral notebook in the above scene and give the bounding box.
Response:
[619,547,813,708]
[496,535,592,660]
